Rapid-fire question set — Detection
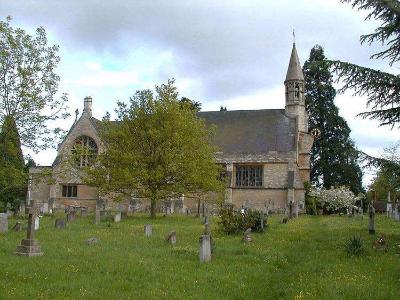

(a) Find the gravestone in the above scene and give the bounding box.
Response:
[165,231,176,245]
[199,234,211,263]
[260,212,265,231]
[368,204,376,235]
[34,216,40,230]
[394,203,400,221]
[95,209,101,225]
[114,212,121,223]
[55,219,66,229]
[86,237,99,246]
[294,203,299,218]
[203,215,209,225]
[144,224,152,237]
[13,222,23,232]
[386,202,392,217]
[81,208,88,218]
[67,211,76,222]
[0,213,8,233]
[243,228,252,243]
[15,204,43,256]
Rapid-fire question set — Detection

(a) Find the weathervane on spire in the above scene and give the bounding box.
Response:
[293,29,296,44]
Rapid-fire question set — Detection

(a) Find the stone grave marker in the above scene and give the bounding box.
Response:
[199,234,211,263]
[0,213,8,233]
[144,224,152,237]
[34,216,40,230]
[55,219,66,229]
[368,204,376,235]
[67,211,76,222]
[13,222,23,232]
[260,212,265,231]
[86,237,99,246]
[386,202,392,217]
[243,228,252,243]
[15,204,43,256]
[165,231,176,245]
[114,212,121,223]
[95,209,101,225]
[81,208,88,218]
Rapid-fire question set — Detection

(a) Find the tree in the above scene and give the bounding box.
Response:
[303,45,364,194]
[369,141,400,201]
[0,116,26,211]
[310,186,362,213]
[326,1,400,172]
[84,80,224,218]
[0,16,69,152]
[179,97,201,112]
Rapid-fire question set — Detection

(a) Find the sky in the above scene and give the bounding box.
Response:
[1,0,400,185]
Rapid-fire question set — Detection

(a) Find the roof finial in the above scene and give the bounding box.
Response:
[293,29,296,45]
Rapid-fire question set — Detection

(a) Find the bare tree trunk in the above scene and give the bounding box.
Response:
[150,198,157,218]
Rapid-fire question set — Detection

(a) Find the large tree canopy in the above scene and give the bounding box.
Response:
[0,16,68,152]
[303,45,364,194]
[83,80,224,218]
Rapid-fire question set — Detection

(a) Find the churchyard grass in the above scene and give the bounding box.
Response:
[1,214,400,299]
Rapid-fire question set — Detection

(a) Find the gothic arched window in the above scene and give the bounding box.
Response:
[72,136,98,167]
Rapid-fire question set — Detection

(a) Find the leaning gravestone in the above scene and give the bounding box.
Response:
[114,212,121,223]
[199,234,211,263]
[165,231,176,245]
[34,216,40,230]
[243,228,252,243]
[55,219,66,229]
[0,213,8,233]
[144,224,152,237]
[368,204,376,235]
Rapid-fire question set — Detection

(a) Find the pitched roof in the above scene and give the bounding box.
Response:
[198,109,296,154]
[285,43,304,81]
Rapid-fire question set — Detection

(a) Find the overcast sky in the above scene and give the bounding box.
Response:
[1,0,399,185]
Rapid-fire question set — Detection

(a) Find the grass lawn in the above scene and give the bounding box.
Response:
[1,213,400,299]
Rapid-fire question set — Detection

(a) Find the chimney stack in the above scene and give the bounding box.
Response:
[83,96,92,117]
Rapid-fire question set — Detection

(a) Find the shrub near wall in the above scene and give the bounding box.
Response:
[218,204,266,234]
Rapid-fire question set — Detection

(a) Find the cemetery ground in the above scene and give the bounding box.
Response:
[1,214,400,299]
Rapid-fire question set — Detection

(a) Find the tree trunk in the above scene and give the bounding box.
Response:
[150,198,157,218]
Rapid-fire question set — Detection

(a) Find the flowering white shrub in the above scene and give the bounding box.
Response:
[310,186,362,211]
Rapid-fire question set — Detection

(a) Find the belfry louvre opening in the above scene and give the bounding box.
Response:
[235,165,263,187]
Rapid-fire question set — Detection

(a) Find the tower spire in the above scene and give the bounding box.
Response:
[285,43,304,82]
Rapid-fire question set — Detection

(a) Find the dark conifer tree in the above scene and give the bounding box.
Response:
[0,116,27,211]
[303,45,364,194]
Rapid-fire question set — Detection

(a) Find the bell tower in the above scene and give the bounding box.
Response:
[284,43,308,133]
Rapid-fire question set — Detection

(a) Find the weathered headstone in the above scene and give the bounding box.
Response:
[67,211,76,222]
[368,204,376,235]
[114,212,121,223]
[144,224,152,237]
[86,237,99,246]
[260,212,265,231]
[81,208,88,218]
[294,203,299,218]
[0,213,8,233]
[15,204,43,256]
[387,202,392,218]
[243,228,252,243]
[13,222,23,232]
[95,209,101,225]
[34,216,40,230]
[394,202,400,221]
[165,231,176,245]
[55,219,66,229]
[199,234,211,262]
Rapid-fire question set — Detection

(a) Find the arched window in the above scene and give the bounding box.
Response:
[72,136,98,167]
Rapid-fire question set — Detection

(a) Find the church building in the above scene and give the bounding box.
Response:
[29,43,313,214]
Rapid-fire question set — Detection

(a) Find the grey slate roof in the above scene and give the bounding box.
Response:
[198,109,296,154]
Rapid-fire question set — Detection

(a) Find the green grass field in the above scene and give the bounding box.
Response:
[1,214,400,299]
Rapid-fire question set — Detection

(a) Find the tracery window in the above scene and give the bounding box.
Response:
[72,136,98,167]
[235,165,263,187]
